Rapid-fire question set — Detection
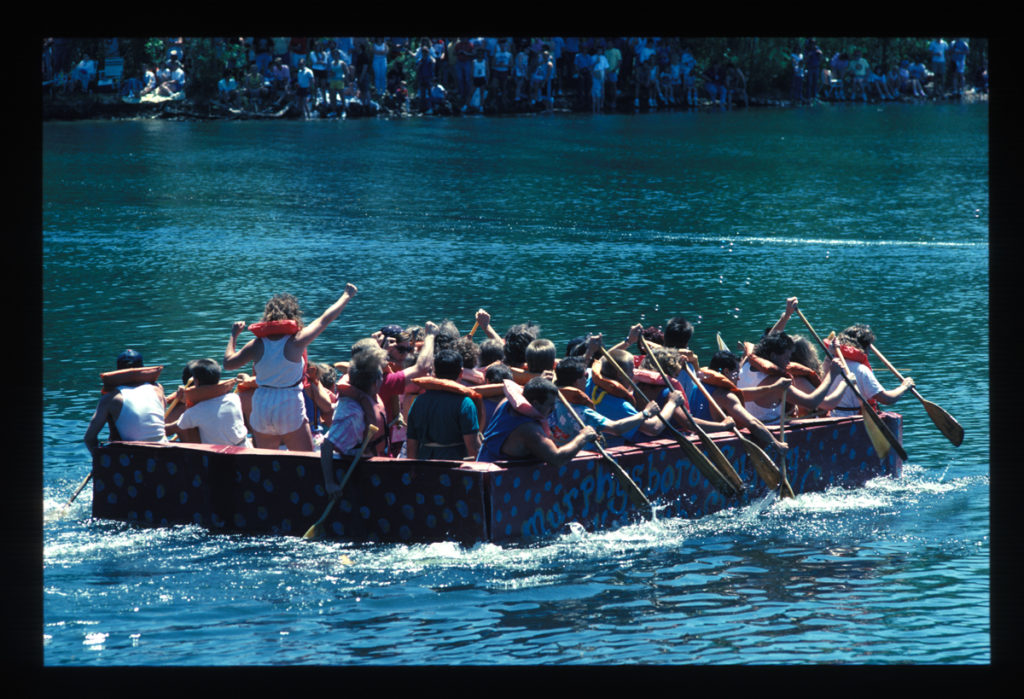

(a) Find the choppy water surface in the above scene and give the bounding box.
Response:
[42,103,989,665]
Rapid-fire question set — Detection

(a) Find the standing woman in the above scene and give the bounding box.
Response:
[224,284,358,451]
[371,38,389,99]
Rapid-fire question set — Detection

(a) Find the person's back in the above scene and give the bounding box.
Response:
[175,358,248,446]
[405,349,480,460]
[114,384,167,442]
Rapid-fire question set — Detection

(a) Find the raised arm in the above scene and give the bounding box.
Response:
[292,283,358,349]
[768,297,799,335]
[475,308,503,341]
[402,321,438,381]
[224,320,259,371]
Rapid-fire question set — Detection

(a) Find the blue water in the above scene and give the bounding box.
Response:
[41,102,989,665]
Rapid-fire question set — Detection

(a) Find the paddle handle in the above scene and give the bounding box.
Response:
[869,343,924,403]
[468,321,480,338]
[164,377,195,418]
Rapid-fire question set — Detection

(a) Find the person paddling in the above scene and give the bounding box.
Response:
[84,349,168,456]
[224,284,357,451]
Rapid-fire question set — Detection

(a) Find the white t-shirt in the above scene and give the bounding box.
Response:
[826,361,884,415]
[178,393,248,446]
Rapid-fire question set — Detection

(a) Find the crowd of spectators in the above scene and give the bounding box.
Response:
[42,37,987,119]
[788,38,980,105]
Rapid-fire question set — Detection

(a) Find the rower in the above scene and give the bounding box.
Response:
[478,377,599,466]
[84,349,167,456]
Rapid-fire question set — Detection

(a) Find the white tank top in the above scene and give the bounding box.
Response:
[114,384,167,442]
[254,336,305,389]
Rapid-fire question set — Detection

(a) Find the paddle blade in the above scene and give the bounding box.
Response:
[861,404,901,461]
[301,522,324,541]
[606,458,652,511]
[741,437,781,490]
[920,396,965,447]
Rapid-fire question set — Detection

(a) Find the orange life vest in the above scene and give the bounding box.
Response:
[557,385,594,408]
[180,378,238,407]
[100,366,164,394]
[742,344,821,386]
[411,377,487,430]
[698,368,744,398]
[248,319,300,337]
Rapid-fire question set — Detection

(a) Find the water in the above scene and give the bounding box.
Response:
[41,103,989,665]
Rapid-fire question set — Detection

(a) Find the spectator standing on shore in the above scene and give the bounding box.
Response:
[703,59,726,109]
[465,47,488,112]
[454,37,475,103]
[310,40,330,106]
[604,39,622,110]
[790,46,804,104]
[254,37,273,75]
[950,38,969,95]
[295,58,315,117]
[680,45,697,106]
[491,39,512,110]
[354,42,371,98]
[73,53,96,93]
[371,38,389,99]
[328,49,350,115]
[414,39,436,113]
[531,48,554,110]
[513,44,529,102]
[804,39,823,102]
[929,38,948,96]
[589,44,609,112]
[432,39,448,89]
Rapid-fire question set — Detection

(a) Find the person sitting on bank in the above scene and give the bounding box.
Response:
[320,345,388,496]
[224,284,357,452]
[84,349,167,456]
[826,324,915,417]
[478,377,599,466]
[405,348,482,460]
[165,358,249,447]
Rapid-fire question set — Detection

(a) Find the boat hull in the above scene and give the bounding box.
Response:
[91,413,902,544]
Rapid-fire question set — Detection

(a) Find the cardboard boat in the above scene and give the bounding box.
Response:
[90,412,902,545]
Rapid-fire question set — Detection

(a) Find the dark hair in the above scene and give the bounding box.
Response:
[455,335,480,371]
[554,356,587,387]
[641,325,664,345]
[485,363,513,384]
[708,350,739,374]
[565,336,587,357]
[754,332,795,360]
[839,324,875,352]
[663,316,694,348]
[189,358,222,387]
[434,348,463,380]
[522,376,558,407]
[478,338,504,367]
[181,358,201,384]
[504,323,538,365]
[525,338,556,373]
[117,349,144,369]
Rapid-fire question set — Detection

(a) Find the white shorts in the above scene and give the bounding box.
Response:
[250,386,307,435]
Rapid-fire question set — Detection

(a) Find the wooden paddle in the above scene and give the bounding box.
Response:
[680,361,783,491]
[467,321,480,338]
[164,377,194,418]
[794,308,908,462]
[302,424,379,541]
[777,387,795,498]
[636,337,746,494]
[869,343,964,447]
[598,346,738,497]
[556,389,653,516]
[716,332,728,352]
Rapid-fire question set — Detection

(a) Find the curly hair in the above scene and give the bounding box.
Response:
[642,347,681,376]
[261,293,304,328]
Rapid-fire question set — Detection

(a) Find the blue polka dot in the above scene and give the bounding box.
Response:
[359,506,371,519]
[385,492,396,505]
[402,473,412,486]
[456,500,469,518]
[402,504,415,520]
[440,474,451,487]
